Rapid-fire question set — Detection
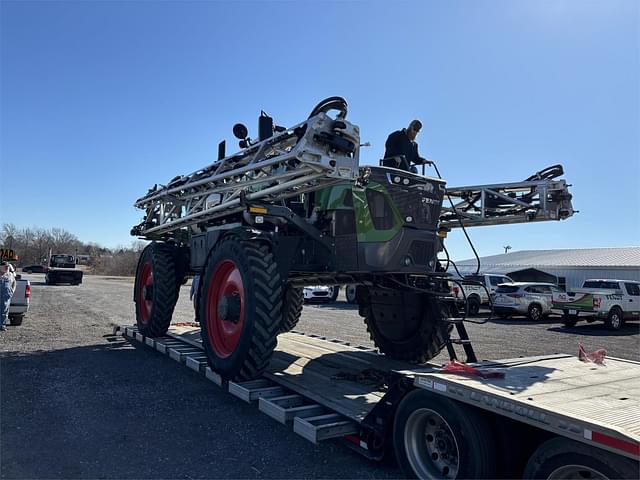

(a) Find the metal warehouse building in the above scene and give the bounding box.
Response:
[454,247,640,290]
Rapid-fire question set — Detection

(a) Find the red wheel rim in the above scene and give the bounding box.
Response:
[137,262,153,324]
[206,260,245,358]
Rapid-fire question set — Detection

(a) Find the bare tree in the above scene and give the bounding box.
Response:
[1,223,149,276]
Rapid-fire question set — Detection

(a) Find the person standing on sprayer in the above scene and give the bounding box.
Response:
[0,261,16,331]
[383,119,430,173]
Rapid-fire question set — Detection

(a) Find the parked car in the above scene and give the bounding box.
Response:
[449,279,490,315]
[463,273,514,302]
[22,264,47,274]
[552,279,640,330]
[9,274,30,325]
[493,282,564,320]
[303,285,337,303]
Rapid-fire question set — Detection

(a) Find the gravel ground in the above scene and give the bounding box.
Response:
[1,274,638,479]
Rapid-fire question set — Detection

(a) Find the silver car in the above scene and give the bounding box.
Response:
[493,282,564,320]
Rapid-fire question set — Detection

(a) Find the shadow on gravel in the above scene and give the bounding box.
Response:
[486,316,561,326]
[1,336,399,480]
[547,323,640,337]
[304,302,358,311]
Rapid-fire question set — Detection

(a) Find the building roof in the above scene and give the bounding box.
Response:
[455,247,640,272]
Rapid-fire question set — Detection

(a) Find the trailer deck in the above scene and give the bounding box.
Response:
[115,324,640,462]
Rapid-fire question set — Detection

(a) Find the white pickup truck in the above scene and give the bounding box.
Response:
[450,280,489,315]
[450,273,513,314]
[552,279,640,330]
[8,274,30,326]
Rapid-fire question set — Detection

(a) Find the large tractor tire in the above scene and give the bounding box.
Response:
[134,242,181,337]
[279,286,304,333]
[199,237,283,381]
[357,287,452,363]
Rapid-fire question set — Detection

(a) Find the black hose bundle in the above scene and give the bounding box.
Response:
[308,96,348,119]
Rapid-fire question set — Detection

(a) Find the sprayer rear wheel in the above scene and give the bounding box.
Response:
[358,287,452,363]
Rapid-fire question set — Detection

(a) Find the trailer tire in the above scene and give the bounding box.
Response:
[605,307,624,331]
[134,242,180,337]
[279,286,303,333]
[359,288,452,363]
[9,315,23,326]
[523,437,639,480]
[199,237,282,381]
[467,295,481,316]
[393,389,496,479]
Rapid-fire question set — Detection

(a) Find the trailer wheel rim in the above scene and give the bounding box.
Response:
[547,464,607,479]
[138,263,153,324]
[404,408,459,479]
[206,260,244,358]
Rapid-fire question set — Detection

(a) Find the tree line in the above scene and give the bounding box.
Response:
[0,223,147,276]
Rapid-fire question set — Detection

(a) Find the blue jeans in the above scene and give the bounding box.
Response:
[0,282,12,327]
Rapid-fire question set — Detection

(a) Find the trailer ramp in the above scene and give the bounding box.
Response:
[116,324,431,446]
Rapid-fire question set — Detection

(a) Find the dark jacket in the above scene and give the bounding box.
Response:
[383,129,420,171]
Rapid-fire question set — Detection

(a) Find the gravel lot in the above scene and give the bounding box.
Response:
[2,274,638,479]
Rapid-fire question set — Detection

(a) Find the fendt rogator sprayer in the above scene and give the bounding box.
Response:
[131,97,575,382]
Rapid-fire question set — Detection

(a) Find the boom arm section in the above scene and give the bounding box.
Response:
[440,165,574,229]
[132,112,360,239]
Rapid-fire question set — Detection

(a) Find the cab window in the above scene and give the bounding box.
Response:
[624,283,640,296]
[583,280,620,290]
[464,275,483,284]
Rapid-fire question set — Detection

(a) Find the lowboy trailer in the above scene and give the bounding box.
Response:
[116,323,639,480]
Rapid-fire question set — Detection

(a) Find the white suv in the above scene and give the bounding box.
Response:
[493,282,564,320]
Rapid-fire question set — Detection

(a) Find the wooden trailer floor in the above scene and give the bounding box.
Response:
[168,325,429,422]
[131,325,639,458]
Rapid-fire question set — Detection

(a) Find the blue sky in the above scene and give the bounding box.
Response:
[1,0,638,259]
